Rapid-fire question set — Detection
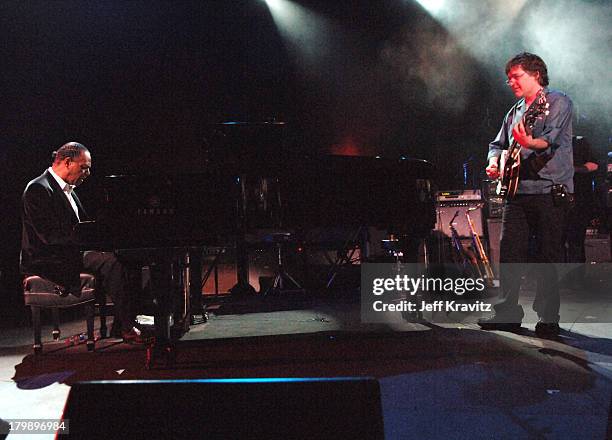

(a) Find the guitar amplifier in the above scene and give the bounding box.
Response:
[435,190,484,238]
[584,233,611,263]
[436,189,482,203]
[481,180,504,218]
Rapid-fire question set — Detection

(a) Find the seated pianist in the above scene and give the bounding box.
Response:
[20,141,144,344]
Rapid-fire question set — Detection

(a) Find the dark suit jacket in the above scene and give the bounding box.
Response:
[20,170,88,288]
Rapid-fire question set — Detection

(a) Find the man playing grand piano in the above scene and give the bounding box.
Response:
[20,142,144,343]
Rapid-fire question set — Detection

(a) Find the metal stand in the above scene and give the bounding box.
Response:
[325,226,365,289]
[382,236,424,322]
[264,233,303,296]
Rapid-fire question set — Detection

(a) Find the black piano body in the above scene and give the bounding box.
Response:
[78,154,436,344]
[83,153,435,247]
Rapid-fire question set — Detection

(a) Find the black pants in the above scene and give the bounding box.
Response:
[83,251,133,332]
[495,194,567,323]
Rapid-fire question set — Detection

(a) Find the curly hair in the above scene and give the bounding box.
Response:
[505,52,549,86]
[51,142,88,164]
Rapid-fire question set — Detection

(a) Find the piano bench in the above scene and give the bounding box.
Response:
[23,274,97,354]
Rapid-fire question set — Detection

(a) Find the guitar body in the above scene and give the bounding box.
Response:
[495,89,549,201]
[496,145,521,199]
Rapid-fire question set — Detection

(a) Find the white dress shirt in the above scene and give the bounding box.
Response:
[48,167,80,221]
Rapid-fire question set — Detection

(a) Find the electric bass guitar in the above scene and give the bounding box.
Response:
[496,89,550,199]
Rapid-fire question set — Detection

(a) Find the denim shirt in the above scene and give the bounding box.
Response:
[488,88,574,194]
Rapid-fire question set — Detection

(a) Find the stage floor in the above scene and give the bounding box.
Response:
[1,280,612,439]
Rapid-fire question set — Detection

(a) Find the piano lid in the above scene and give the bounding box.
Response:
[218,120,287,126]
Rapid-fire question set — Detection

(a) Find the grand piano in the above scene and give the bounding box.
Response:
[78,127,436,364]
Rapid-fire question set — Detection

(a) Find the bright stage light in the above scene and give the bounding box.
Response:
[415,0,445,15]
[264,0,282,11]
[262,0,337,71]
[408,0,529,70]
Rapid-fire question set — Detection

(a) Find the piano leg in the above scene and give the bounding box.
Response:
[229,176,257,296]
[229,236,257,296]
[189,248,205,324]
[118,247,196,368]
[141,262,178,369]
[187,246,211,325]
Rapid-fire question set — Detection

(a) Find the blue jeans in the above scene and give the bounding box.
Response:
[495,194,566,323]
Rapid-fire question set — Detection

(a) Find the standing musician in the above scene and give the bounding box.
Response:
[478,52,574,336]
[20,142,144,343]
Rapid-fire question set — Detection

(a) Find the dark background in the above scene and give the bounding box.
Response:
[1,0,609,317]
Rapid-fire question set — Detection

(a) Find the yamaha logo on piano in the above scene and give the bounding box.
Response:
[136,208,176,216]
[136,194,176,216]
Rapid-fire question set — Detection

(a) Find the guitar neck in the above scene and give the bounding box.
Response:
[507,140,521,158]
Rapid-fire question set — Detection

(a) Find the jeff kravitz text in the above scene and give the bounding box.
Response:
[372,299,492,313]
[369,274,492,314]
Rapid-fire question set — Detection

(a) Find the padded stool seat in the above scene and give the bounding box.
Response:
[23,274,97,354]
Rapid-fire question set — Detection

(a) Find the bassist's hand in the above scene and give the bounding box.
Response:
[486,163,500,179]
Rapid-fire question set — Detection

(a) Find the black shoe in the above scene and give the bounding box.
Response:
[477,316,522,331]
[54,284,81,298]
[535,321,560,337]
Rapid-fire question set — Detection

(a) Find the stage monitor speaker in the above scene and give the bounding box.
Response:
[435,203,484,238]
[61,377,384,439]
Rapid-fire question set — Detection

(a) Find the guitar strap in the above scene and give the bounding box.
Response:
[513,92,552,180]
[520,152,552,180]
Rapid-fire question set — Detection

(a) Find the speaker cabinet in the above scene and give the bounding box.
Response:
[585,234,611,263]
[486,218,502,266]
[435,203,484,238]
[61,378,383,439]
